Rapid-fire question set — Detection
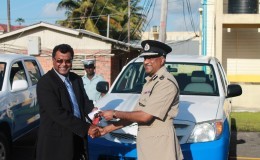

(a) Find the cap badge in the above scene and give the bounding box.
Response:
[144,43,150,51]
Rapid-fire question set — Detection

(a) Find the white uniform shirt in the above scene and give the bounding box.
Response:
[82,74,105,103]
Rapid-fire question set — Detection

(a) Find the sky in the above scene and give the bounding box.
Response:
[0,0,201,32]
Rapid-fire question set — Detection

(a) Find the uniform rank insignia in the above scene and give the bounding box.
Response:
[139,102,145,107]
[151,74,158,81]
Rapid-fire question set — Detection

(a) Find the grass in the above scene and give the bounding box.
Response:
[231,112,260,132]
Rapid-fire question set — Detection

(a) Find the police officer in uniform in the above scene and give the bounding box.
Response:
[99,40,183,160]
[82,59,105,103]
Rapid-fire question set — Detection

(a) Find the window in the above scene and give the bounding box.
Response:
[24,60,42,85]
[112,63,145,93]
[112,62,219,96]
[0,62,6,91]
[10,61,27,88]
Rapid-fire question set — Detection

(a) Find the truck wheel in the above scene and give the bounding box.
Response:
[0,132,11,160]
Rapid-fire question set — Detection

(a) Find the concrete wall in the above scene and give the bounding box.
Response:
[232,84,260,112]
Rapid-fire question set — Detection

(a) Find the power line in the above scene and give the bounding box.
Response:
[93,0,110,29]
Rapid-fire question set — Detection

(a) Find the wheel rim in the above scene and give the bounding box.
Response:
[0,142,6,160]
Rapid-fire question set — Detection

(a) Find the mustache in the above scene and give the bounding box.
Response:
[144,64,151,67]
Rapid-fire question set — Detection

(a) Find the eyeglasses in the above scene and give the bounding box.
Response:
[53,58,72,65]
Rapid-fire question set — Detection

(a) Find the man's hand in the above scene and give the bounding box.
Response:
[88,124,100,138]
[100,110,114,121]
[92,107,98,112]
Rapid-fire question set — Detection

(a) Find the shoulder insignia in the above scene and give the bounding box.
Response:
[151,74,158,81]
[159,75,165,80]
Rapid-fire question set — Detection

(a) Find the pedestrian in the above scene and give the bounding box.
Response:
[98,40,183,160]
[82,59,105,103]
[36,44,100,160]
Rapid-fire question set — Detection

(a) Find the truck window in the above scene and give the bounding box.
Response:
[112,62,219,96]
[24,60,42,85]
[112,63,145,93]
[0,62,6,91]
[10,61,27,88]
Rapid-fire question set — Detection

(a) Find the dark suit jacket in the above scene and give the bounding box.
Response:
[36,69,94,160]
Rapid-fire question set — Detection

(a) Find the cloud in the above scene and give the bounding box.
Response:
[41,2,66,18]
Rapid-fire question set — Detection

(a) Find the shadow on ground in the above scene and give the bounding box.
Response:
[229,118,246,160]
[11,128,37,160]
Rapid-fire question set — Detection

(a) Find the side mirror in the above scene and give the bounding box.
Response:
[227,84,242,98]
[96,81,109,94]
[11,80,28,92]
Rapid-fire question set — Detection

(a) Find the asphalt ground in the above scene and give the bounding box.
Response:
[11,129,260,160]
[229,132,260,160]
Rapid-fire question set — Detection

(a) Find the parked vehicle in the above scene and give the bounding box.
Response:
[0,53,44,160]
[89,55,242,160]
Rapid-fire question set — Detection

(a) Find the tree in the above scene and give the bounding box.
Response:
[15,18,25,26]
[56,0,145,41]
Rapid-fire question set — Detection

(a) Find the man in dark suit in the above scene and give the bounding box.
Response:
[36,44,100,160]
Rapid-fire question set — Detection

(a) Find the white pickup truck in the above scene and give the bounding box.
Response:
[0,53,44,160]
[89,55,242,160]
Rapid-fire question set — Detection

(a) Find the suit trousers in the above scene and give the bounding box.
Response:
[73,135,87,160]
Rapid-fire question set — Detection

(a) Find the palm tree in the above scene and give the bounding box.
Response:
[15,18,25,26]
[56,0,145,41]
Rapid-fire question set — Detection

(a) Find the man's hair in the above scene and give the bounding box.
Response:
[52,44,74,59]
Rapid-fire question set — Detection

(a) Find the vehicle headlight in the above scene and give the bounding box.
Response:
[187,121,223,143]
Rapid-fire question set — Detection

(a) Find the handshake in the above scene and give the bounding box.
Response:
[87,109,117,138]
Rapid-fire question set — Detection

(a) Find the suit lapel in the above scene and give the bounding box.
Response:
[49,69,74,112]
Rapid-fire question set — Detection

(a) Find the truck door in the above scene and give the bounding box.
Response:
[9,61,34,136]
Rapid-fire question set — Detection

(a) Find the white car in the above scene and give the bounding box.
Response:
[0,53,44,160]
[89,55,242,160]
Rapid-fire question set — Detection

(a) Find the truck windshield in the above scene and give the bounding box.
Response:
[111,62,219,96]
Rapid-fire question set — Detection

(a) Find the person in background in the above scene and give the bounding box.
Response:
[36,44,100,160]
[82,59,105,103]
[98,40,183,160]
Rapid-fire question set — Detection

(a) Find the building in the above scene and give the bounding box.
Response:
[0,22,140,84]
[202,0,260,110]
[0,23,25,34]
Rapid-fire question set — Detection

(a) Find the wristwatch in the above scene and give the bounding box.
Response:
[113,110,117,119]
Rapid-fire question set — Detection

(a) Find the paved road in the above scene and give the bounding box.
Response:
[12,130,260,160]
[229,131,260,160]
[11,129,36,160]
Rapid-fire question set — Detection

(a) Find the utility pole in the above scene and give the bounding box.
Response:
[107,14,110,38]
[159,0,168,43]
[127,0,131,50]
[199,8,203,56]
[7,0,11,32]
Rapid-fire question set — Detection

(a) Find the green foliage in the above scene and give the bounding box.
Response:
[15,18,25,25]
[56,0,145,41]
[231,112,260,132]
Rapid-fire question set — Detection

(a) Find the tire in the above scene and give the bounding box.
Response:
[0,132,11,160]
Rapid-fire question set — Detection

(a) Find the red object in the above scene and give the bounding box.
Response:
[92,117,100,125]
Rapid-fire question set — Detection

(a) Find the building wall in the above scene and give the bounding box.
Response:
[223,28,260,83]
[210,0,260,110]
[0,27,119,84]
[205,0,215,56]
[0,28,111,53]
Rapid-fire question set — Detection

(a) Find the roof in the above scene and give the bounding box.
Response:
[133,54,218,64]
[0,22,137,49]
[0,23,26,32]
[0,53,34,62]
